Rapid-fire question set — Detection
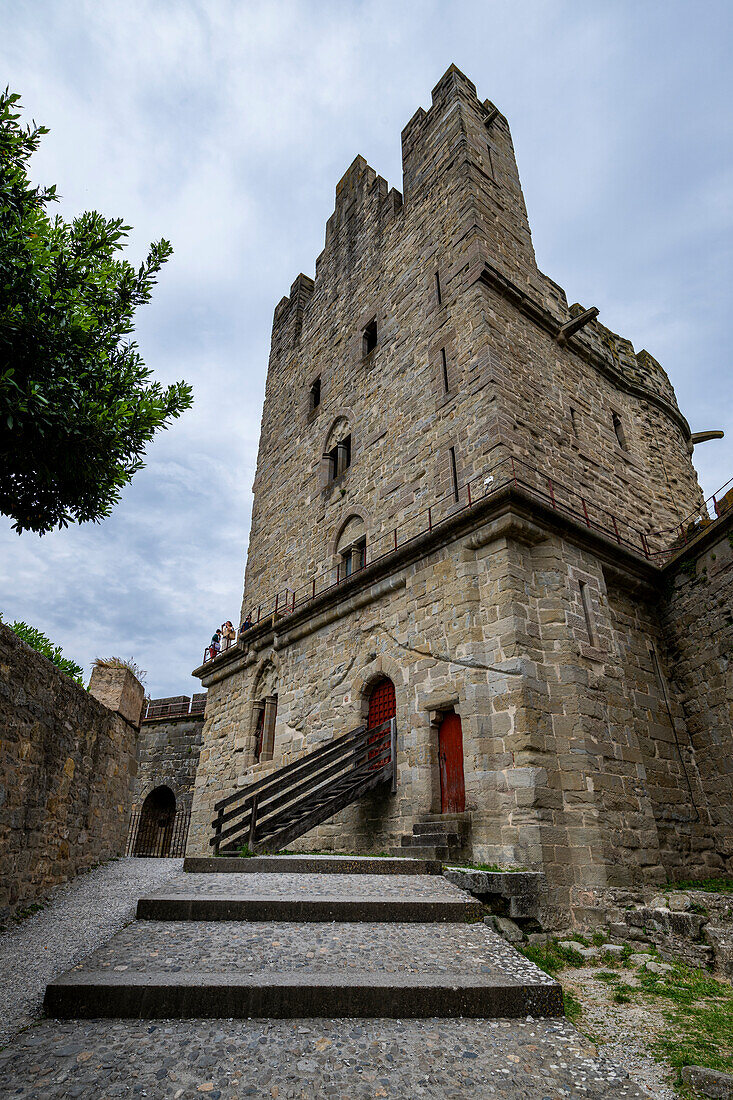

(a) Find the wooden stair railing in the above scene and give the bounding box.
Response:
[210,719,397,855]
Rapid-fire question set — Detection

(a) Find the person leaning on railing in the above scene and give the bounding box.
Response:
[207,630,221,661]
[238,614,252,639]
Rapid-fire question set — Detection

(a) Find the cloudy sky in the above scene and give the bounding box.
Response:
[1,0,731,698]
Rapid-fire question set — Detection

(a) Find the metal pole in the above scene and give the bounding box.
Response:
[390,718,397,794]
[581,497,591,527]
[467,481,472,506]
[428,507,432,532]
[612,516,621,544]
[394,529,397,551]
[641,532,650,559]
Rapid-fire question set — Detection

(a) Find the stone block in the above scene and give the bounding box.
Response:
[681,1065,733,1099]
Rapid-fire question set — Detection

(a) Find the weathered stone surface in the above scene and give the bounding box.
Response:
[131,696,205,816]
[705,924,733,978]
[681,1064,733,1098]
[0,624,142,922]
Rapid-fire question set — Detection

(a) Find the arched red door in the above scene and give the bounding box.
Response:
[439,712,465,813]
[367,678,396,770]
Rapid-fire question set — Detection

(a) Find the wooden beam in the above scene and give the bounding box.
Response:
[556,306,599,345]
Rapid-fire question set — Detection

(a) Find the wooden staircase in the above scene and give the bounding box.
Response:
[210,720,396,855]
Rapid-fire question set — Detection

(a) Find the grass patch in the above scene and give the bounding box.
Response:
[519,939,586,975]
[665,876,733,894]
[563,989,583,1023]
[640,964,733,1087]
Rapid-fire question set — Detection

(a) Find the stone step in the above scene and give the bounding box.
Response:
[136,892,480,922]
[412,821,468,837]
[400,832,460,847]
[390,844,453,860]
[44,919,563,1021]
[184,855,441,875]
[135,869,482,923]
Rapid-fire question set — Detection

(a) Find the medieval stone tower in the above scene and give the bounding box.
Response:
[189,66,733,921]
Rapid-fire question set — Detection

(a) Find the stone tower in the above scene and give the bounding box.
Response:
[189,66,733,921]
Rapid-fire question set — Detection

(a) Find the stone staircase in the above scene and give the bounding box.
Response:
[45,855,562,1021]
[393,813,470,861]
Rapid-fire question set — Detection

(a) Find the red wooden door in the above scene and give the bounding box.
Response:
[367,678,395,770]
[438,712,465,813]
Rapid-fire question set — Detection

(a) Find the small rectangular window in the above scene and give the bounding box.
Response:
[363,319,377,357]
[310,376,321,411]
[441,348,450,393]
[435,271,442,305]
[579,581,598,646]
[486,144,495,178]
[449,446,459,502]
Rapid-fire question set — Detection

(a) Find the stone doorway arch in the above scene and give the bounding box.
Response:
[134,785,176,856]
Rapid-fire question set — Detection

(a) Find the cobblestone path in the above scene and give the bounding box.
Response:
[0,860,655,1098]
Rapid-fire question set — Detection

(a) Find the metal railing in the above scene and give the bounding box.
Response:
[201,634,237,665]
[202,459,733,663]
[125,808,191,857]
[143,698,206,721]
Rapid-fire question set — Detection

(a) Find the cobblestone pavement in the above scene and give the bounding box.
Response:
[0,1016,651,1099]
[63,919,556,983]
[0,857,182,1046]
[144,872,469,900]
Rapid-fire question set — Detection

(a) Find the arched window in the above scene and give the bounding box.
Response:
[322,417,352,485]
[336,515,366,578]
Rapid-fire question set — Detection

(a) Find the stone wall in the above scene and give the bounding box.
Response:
[0,626,144,921]
[661,514,733,875]
[189,488,728,922]
[131,694,205,815]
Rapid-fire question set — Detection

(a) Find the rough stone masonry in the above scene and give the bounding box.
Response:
[188,64,732,924]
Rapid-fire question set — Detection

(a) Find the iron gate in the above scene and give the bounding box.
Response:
[125,808,191,857]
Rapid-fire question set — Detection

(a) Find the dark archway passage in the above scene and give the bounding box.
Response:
[134,785,176,856]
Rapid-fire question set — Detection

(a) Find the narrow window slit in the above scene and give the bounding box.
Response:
[441,348,450,393]
[613,412,628,452]
[579,581,598,646]
[435,271,442,305]
[449,446,459,502]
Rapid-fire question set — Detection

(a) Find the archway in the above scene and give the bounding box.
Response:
[135,785,176,856]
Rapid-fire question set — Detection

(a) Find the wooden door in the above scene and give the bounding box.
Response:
[367,678,395,770]
[438,712,465,813]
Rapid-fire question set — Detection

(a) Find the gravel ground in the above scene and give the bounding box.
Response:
[562,967,673,1100]
[145,871,471,899]
[60,918,557,983]
[0,1016,651,1099]
[0,857,182,1046]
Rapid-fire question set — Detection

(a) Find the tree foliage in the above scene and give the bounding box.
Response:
[0,611,84,684]
[0,88,193,534]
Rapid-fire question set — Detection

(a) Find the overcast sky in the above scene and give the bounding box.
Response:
[1,0,731,698]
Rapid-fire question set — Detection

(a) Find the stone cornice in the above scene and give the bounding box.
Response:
[192,482,662,686]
